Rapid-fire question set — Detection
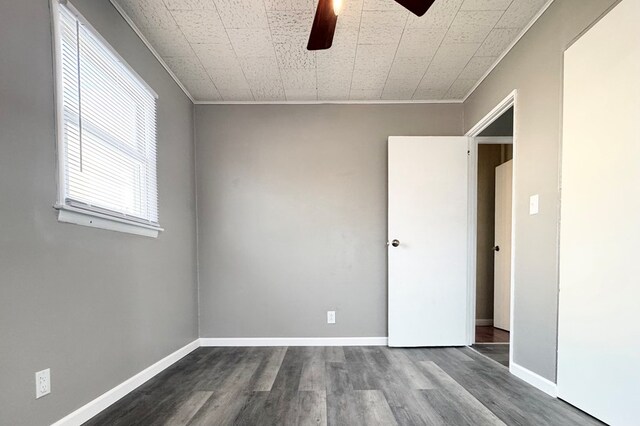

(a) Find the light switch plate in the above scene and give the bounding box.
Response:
[529,194,539,215]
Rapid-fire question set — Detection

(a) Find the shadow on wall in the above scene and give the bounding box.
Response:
[479,106,513,137]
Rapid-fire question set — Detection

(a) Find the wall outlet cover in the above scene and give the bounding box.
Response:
[327,311,336,324]
[35,369,51,399]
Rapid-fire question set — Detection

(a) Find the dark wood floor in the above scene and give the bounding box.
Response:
[475,326,510,343]
[86,346,601,426]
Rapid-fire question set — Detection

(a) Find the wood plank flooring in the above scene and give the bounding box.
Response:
[475,326,510,343]
[472,344,510,367]
[85,346,601,426]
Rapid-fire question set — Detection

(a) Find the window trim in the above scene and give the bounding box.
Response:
[51,0,163,237]
[57,204,163,237]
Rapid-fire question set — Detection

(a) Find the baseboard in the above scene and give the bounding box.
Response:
[199,337,388,347]
[510,362,557,397]
[476,319,494,326]
[52,339,200,426]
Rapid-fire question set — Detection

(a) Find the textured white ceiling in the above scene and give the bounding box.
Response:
[113,0,547,102]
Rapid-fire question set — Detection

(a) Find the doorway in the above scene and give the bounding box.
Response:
[467,97,515,368]
[387,93,518,352]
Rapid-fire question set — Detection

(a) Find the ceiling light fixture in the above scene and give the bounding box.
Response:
[333,0,343,15]
[307,0,436,51]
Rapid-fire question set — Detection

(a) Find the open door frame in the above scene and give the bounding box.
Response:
[465,91,518,362]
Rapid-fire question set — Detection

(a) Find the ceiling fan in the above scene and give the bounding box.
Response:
[307,0,436,50]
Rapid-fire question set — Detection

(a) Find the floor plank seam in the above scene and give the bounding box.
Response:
[468,346,510,370]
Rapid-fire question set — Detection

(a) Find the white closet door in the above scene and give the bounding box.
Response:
[558,0,640,424]
[493,160,512,331]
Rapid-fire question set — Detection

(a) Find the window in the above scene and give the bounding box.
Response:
[53,1,161,236]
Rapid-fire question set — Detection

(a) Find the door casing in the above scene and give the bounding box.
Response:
[386,90,519,352]
[466,91,518,356]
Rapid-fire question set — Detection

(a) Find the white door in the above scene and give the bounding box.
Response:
[388,136,469,347]
[558,0,640,424]
[493,160,512,331]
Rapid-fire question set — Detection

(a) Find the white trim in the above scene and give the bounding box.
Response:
[52,339,200,426]
[56,205,164,237]
[107,3,463,106]
[106,0,554,105]
[108,0,195,103]
[510,362,558,397]
[508,93,518,370]
[50,0,66,207]
[466,137,478,345]
[466,91,517,352]
[193,99,464,105]
[476,319,494,326]
[462,0,556,102]
[466,90,517,137]
[199,337,388,347]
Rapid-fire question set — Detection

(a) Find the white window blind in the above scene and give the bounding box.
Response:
[56,2,159,227]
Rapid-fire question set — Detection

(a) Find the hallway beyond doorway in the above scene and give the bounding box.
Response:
[475,325,509,343]
[474,326,510,367]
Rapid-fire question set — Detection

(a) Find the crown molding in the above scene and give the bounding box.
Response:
[107,1,464,105]
[111,0,555,106]
[193,99,464,105]
[462,0,556,102]
[109,0,196,103]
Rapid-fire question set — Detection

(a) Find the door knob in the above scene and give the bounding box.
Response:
[493,245,500,252]
[391,239,400,247]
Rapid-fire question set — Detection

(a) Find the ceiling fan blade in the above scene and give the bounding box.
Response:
[307,0,338,51]
[394,0,436,17]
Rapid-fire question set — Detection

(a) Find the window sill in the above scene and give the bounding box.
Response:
[55,205,164,238]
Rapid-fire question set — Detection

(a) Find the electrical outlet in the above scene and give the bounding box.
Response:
[327,311,336,324]
[35,369,51,398]
[35,369,51,399]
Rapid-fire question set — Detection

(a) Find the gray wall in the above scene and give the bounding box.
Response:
[463,0,618,381]
[196,104,463,338]
[0,1,198,425]
[479,106,513,137]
